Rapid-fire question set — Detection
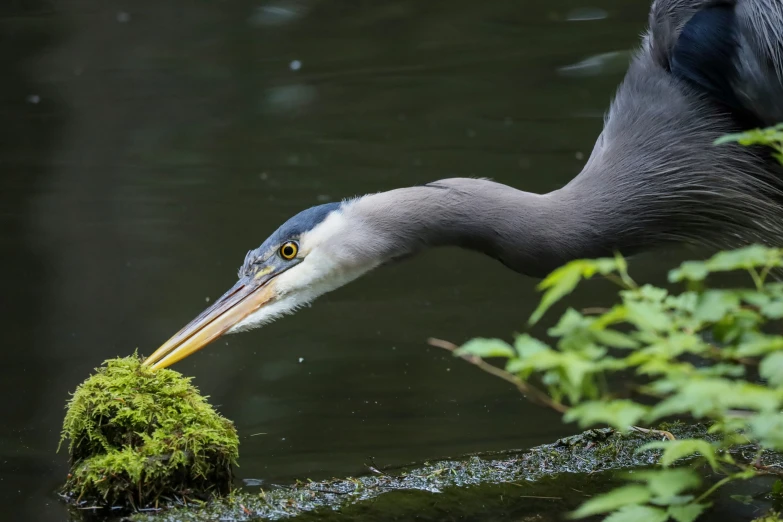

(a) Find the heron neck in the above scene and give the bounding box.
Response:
[352,178,625,278]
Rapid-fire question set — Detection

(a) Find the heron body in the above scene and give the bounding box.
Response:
[144,0,783,369]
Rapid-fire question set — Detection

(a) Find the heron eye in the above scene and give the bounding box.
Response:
[279,241,298,260]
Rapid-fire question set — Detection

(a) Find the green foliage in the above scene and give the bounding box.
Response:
[569,485,653,517]
[453,242,783,520]
[636,440,718,471]
[59,354,239,508]
[447,125,783,521]
[564,401,648,431]
[460,142,783,516]
[667,503,710,522]
[604,505,669,522]
[714,123,783,164]
[455,338,516,359]
[530,256,628,325]
[457,241,783,519]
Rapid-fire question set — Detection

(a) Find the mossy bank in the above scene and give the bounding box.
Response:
[59,355,239,508]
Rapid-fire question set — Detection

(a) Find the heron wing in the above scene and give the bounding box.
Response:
[648,0,783,126]
[733,0,783,125]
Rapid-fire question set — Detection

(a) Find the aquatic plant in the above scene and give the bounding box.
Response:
[435,126,783,521]
[59,354,239,509]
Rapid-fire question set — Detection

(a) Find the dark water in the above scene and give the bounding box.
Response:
[0,0,698,520]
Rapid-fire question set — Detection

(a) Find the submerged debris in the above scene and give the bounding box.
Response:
[59,355,239,510]
[128,423,746,522]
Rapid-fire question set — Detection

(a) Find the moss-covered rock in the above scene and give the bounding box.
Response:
[59,355,239,509]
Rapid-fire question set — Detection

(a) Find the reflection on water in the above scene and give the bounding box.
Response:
[557,50,632,78]
[566,7,610,22]
[0,0,683,520]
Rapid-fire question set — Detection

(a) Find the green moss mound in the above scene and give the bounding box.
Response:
[59,355,239,509]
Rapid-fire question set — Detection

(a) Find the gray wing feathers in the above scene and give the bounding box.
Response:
[734,0,783,123]
[646,0,718,67]
[737,0,783,81]
[647,0,783,124]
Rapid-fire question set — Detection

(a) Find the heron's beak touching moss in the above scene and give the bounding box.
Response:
[143,273,280,370]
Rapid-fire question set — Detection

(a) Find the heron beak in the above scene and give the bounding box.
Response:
[142,275,278,370]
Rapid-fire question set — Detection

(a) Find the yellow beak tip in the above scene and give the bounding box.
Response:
[144,278,277,370]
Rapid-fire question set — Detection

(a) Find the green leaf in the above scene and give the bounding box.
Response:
[563,357,594,391]
[595,355,632,372]
[604,505,668,522]
[670,244,783,280]
[625,301,672,332]
[513,334,550,357]
[738,291,770,308]
[505,358,529,375]
[668,503,710,522]
[694,290,740,322]
[712,311,764,344]
[548,308,590,338]
[736,335,783,357]
[506,347,558,374]
[592,328,640,349]
[669,261,709,283]
[506,336,554,376]
[766,283,783,296]
[695,363,745,378]
[715,124,783,148]
[624,469,701,502]
[531,258,620,325]
[643,332,706,358]
[455,338,515,359]
[595,257,623,275]
[592,305,629,329]
[750,412,783,450]
[648,379,782,420]
[761,352,783,387]
[666,292,698,313]
[706,244,781,272]
[565,400,648,431]
[761,300,783,319]
[530,263,583,325]
[637,439,718,470]
[638,284,668,302]
[569,485,651,518]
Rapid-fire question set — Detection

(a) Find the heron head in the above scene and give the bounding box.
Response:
[143,200,379,369]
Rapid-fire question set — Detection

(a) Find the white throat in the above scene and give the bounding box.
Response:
[228,204,380,333]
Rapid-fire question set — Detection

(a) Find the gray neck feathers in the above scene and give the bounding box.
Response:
[350,178,618,278]
[334,1,783,279]
[347,127,783,279]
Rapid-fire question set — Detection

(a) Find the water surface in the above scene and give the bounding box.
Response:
[0,1,691,520]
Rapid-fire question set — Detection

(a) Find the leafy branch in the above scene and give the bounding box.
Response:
[427,337,569,413]
[440,244,783,521]
[433,123,783,522]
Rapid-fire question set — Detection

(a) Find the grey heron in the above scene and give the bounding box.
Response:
[144,0,783,370]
